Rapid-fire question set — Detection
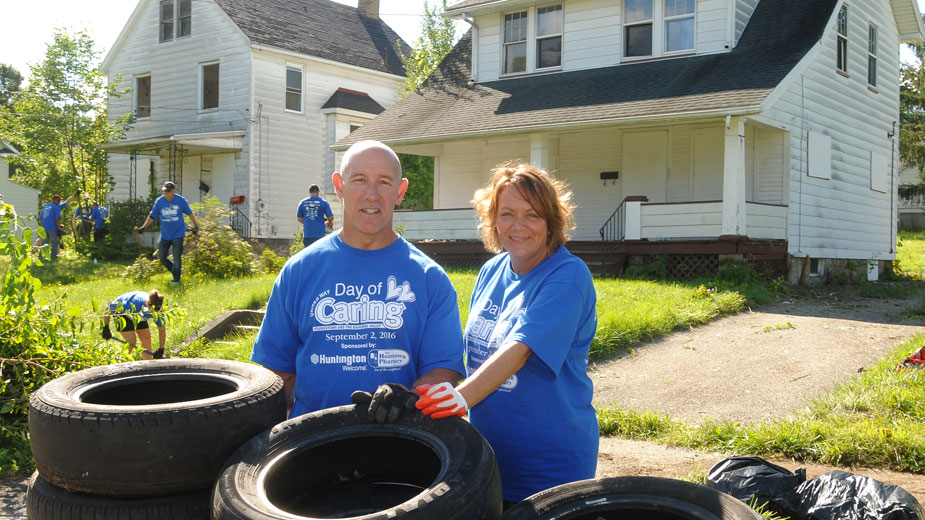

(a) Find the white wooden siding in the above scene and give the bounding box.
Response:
[696,0,730,54]
[734,0,760,44]
[753,127,787,204]
[745,202,788,239]
[562,0,621,71]
[668,126,692,202]
[393,209,480,240]
[763,0,901,260]
[0,160,40,226]
[249,49,401,239]
[640,201,722,238]
[558,128,623,241]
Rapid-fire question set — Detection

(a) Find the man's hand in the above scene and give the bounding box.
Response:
[415,383,468,419]
[351,383,418,423]
[190,226,199,235]
[326,220,333,228]
[135,226,144,234]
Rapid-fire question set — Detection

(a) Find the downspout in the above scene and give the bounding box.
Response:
[462,13,479,83]
[889,121,896,254]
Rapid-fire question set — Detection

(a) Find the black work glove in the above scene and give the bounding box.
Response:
[136,226,144,234]
[56,230,63,238]
[350,383,418,424]
[101,324,112,340]
[190,226,199,235]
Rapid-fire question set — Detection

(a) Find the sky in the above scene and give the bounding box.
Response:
[2,0,925,83]
[0,0,464,83]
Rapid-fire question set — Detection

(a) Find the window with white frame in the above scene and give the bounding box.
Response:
[536,5,563,69]
[135,75,151,118]
[867,23,877,87]
[836,5,848,73]
[504,11,528,74]
[160,0,191,42]
[201,62,219,110]
[285,65,303,112]
[624,0,694,59]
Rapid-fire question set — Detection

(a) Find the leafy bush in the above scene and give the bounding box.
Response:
[123,253,163,282]
[289,231,303,257]
[259,248,286,274]
[0,213,131,476]
[185,197,256,277]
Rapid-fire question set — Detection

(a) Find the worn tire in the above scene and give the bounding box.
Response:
[500,476,764,519]
[213,404,503,520]
[26,472,210,520]
[29,359,286,497]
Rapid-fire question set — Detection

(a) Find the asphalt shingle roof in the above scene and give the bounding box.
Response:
[322,88,385,114]
[340,0,837,147]
[214,0,410,76]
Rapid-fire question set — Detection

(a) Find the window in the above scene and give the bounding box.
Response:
[159,0,174,42]
[836,5,848,73]
[201,62,219,110]
[349,124,362,133]
[136,75,151,118]
[285,65,303,112]
[504,11,528,74]
[624,0,693,59]
[867,23,877,87]
[536,6,563,69]
[160,0,191,42]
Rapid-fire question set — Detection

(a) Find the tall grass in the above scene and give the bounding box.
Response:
[598,333,925,473]
[898,230,925,280]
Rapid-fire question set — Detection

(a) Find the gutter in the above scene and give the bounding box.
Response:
[333,105,763,150]
[251,44,406,81]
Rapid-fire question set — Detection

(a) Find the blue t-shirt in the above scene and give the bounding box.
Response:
[297,196,333,238]
[109,291,165,327]
[251,234,466,418]
[466,246,598,502]
[149,194,193,240]
[39,202,66,233]
[90,207,105,229]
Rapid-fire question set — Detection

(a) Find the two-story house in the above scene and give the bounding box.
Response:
[0,141,39,230]
[339,0,923,283]
[102,0,409,241]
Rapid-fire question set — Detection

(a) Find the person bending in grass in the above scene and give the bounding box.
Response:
[101,290,167,360]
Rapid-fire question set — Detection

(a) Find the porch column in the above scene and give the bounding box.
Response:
[721,116,747,237]
[530,133,551,171]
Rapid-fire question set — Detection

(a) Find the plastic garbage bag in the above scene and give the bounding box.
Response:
[793,470,925,520]
[706,456,804,517]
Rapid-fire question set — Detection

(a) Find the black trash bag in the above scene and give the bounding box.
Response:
[793,470,925,520]
[706,456,805,517]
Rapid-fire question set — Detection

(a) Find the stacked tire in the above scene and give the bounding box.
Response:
[26,359,287,520]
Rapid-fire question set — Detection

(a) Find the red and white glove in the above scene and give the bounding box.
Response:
[415,382,468,419]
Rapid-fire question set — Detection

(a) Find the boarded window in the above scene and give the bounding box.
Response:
[285,66,302,112]
[202,63,219,110]
[870,152,888,193]
[808,132,832,180]
[136,75,151,118]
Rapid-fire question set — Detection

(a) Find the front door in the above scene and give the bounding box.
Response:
[622,131,668,202]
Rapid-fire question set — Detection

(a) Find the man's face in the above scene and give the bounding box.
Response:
[332,147,407,249]
[163,188,175,201]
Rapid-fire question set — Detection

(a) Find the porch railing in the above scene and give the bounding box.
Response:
[599,196,648,271]
[231,207,252,239]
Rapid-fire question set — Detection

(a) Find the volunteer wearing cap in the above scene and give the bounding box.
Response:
[415,163,598,507]
[38,192,77,260]
[296,184,334,248]
[137,181,199,283]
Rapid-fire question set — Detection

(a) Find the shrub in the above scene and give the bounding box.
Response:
[123,253,163,282]
[259,248,286,274]
[185,197,256,278]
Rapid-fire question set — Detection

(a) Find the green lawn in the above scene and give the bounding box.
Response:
[899,230,925,279]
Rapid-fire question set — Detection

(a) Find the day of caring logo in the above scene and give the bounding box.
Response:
[313,276,416,330]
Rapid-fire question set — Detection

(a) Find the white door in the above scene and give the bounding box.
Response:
[622,131,668,202]
[693,128,723,200]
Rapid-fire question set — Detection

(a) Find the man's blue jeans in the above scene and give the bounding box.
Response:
[158,237,184,282]
[42,231,60,260]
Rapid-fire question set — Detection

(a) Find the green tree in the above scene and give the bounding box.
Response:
[0,30,132,203]
[900,43,925,180]
[399,153,434,210]
[0,63,23,108]
[398,0,458,99]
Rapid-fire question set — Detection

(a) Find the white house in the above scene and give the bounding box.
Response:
[0,141,40,230]
[102,0,409,241]
[339,0,924,282]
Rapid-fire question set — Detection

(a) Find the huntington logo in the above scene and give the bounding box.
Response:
[311,353,366,366]
[367,349,410,369]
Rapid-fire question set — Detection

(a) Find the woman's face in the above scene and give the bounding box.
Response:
[496,186,549,274]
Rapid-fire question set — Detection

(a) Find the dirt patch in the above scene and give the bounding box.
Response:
[3,285,924,517]
[591,284,925,503]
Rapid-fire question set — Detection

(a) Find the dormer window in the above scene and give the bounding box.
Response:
[160,0,191,42]
[504,11,528,74]
[624,0,695,59]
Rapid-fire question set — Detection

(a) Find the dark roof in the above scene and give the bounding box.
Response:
[322,88,385,114]
[214,0,410,76]
[340,0,837,147]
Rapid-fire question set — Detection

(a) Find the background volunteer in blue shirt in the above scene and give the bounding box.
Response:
[89,201,108,242]
[297,184,334,248]
[137,181,199,283]
[38,191,77,260]
[416,163,599,506]
[251,140,465,422]
[100,289,167,360]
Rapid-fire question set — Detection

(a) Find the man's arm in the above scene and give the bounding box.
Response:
[157,325,166,350]
[188,213,199,229]
[413,367,463,389]
[298,217,304,224]
[138,215,154,230]
[266,367,295,417]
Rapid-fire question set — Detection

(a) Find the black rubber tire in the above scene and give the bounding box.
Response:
[500,476,764,520]
[212,404,503,520]
[29,359,286,497]
[26,472,210,520]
